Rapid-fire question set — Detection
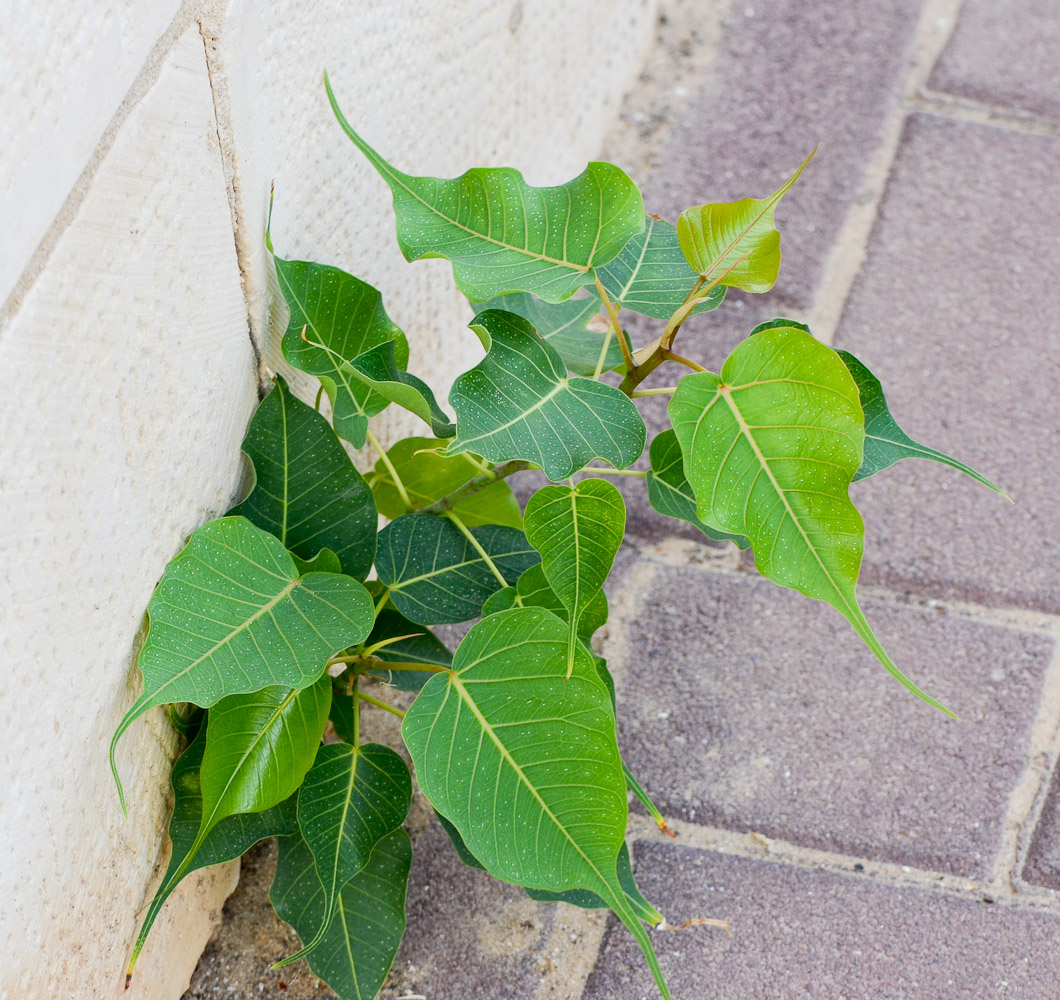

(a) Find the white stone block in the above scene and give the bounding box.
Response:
[0,26,257,999]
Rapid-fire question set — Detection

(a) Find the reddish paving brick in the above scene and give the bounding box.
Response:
[584,842,1060,1000]
[930,0,1060,122]
[607,563,1053,878]
[833,114,1060,614]
[1024,768,1060,890]
[641,0,921,310]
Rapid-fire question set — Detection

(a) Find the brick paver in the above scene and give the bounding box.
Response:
[1024,770,1060,891]
[584,843,1060,1000]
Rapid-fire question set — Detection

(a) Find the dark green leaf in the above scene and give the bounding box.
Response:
[447,310,645,481]
[376,513,538,624]
[402,608,670,999]
[596,215,725,319]
[372,436,522,529]
[646,429,750,547]
[327,76,644,303]
[837,350,1006,494]
[271,827,411,1000]
[669,326,952,717]
[274,256,407,448]
[110,517,374,810]
[230,377,377,579]
[473,292,623,376]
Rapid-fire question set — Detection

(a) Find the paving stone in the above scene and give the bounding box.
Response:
[641,0,921,310]
[1023,767,1060,890]
[584,842,1060,999]
[930,0,1060,122]
[833,113,1060,613]
[607,562,1053,878]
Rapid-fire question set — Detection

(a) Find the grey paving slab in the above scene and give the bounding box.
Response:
[1024,767,1060,890]
[584,842,1060,1000]
[641,0,921,310]
[833,113,1060,614]
[607,562,1053,878]
[930,0,1060,121]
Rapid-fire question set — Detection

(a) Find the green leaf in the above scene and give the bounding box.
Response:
[365,606,453,692]
[524,480,624,677]
[402,607,670,999]
[278,742,411,965]
[335,339,455,438]
[447,310,645,481]
[292,548,342,575]
[668,326,953,717]
[230,377,377,579]
[435,810,486,871]
[676,150,814,294]
[596,215,725,319]
[110,517,375,810]
[128,729,299,970]
[483,564,609,639]
[271,827,411,1000]
[473,292,623,376]
[372,436,522,529]
[837,350,1006,494]
[274,256,407,448]
[646,429,750,547]
[327,77,644,304]
[376,513,539,624]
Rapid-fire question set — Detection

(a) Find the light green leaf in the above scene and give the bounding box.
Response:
[646,429,750,547]
[372,436,522,529]
[274,256,407,449]
[524,480,625,677]
[677,150,814,294]
[230,377,377,579]
[365,606,453,692]
[334,339,455,438]
[128,729,299,971]
[837,350,1006,494]
[110,517,375,810]
[278,742,411,965]
[292,548,342,575]
[402,608,670,999]
[669,326,952,717]
[271,827,411,1000]
[481,563,609,640]
[474,292,623,376]
[447,310,645,481]
[376,513,539,624]
[596,215,725,319]
[327,77,644,304]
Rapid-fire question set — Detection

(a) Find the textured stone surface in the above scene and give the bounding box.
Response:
[1023,768,1060,890]
[834,114,1060,613]
[930,0,1060,122]
[639,0,921,310]
[605,563,1053,878]
[0,0,180,304]
[0,28,258,999]
[584,843,1060,999]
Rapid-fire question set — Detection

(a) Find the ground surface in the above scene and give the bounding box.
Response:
[184,1,1060,997]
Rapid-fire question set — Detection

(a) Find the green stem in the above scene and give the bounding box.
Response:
[352,676,360,745]
[446,510,509,588]
[369,660,451,673]
[373,586,391,617]
[630,387,677,398]
[593,275,635,374]
[367,428,411,510]
[313,384,325,411]
[579,467,647,477]
[660,349,706,372]
[356,690,406,719]
[418,460,532,517]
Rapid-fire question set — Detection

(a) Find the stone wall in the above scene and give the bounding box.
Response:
[0,2,656,995]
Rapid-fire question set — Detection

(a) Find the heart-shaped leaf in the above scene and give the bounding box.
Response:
[447,310,645,481]
[327,77,644,304]
[402,607,670,999]
[669,325,952,716]
[277,742,411,965]
[271,827,411,1000]
[677,151,813,294]
[110,517,373,810]
[230,377,377,579]
[127,729,299,973]
[274,256,407,448]
[596,215,725,319]
[646,429,750,547]
[837,349,1006,494]
[376,513,538,624]
[473,293,623,376]
[481,563,609,640]
[524,480,625,677]
[372,436,522,529]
